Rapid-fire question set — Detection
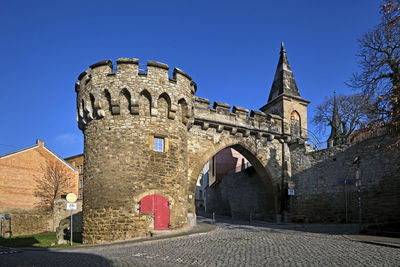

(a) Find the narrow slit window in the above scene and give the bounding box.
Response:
[153,137,164,152]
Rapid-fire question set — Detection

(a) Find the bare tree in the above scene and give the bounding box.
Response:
[34,160,75,210]
[348,0,400,131]
[312,93,375,142]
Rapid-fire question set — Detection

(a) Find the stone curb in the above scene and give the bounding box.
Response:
[1,221,217,252]
[47,222,217,251]
[342,235,400,249]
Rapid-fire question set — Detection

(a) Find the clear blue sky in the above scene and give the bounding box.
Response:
[0,0,381,157]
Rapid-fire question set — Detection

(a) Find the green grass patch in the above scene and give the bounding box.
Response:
[0,232,82,248]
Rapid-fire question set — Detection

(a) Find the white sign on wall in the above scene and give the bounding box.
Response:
[66,202,77,210]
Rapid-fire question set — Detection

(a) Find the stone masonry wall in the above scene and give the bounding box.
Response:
[291,135,400,224]
[0,199,82,236]
[0,207,52,236]
[206,167,267,220]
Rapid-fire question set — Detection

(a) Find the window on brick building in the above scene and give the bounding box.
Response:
[79,193,82,199]
[79,180,83,188]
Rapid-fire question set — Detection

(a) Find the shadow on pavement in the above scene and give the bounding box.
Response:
[0,248,112,267]
[197,213,359,235]
[0,236,39,248]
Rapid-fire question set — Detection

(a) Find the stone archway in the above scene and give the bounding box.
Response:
[188,137,282,218]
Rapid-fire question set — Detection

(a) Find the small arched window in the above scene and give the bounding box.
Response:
[290,111,301,136]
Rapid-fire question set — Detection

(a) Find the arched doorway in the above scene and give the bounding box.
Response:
[139,194,170,230]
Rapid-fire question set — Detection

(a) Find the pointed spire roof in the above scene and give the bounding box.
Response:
[267,42,301,102]
[327,90,341,147]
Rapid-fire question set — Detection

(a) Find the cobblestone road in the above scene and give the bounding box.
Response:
[1,222,399,266]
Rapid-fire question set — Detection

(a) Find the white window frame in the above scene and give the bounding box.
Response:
[153,137,164,152]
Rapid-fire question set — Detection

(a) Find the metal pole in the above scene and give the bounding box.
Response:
[344,179,348,224]
[70,209,73,246]
[356,162,362,233]
[358,182,362,233]
[212,212,215,224]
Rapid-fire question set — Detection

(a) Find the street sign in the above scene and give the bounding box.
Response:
[288,181,295,190]
[288,189,295,195]
[66,203,77,210]
[66,193,77,203]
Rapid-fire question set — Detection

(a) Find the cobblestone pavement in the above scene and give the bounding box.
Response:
[1,222,399,267]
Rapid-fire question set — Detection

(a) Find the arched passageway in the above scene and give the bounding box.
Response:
[191,143,278,221]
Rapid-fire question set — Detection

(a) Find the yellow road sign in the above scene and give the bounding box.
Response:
[66,193,77,203]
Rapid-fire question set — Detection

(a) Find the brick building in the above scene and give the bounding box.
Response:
[0,140,79,209]
[64,154,84,199]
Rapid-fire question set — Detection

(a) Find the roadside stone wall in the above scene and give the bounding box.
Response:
[0,207,51,236]
[0,199,83,236]
[291,135,400,224]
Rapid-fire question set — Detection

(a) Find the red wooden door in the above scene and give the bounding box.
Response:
[140,195,155,213]
[154,195,169,230]
[139,194,169,230]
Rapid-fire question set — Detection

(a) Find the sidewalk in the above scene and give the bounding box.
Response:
[0,220,217,253]
[343,234,400,248]
[51,220,217,251]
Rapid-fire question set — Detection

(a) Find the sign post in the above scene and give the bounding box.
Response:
[66,193,77,246]
[353,156,362,233]
[288,181,295,217]
[337,178,356,223]
[288,181,295,195]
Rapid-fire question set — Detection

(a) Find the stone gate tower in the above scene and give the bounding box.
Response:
[76,45,310,244]
[76,59,196,243]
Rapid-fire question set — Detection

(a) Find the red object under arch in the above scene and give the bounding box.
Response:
[139,194,170,230]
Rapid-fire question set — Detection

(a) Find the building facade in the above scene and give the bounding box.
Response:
[65,154,84,199]
[0,140,79,209]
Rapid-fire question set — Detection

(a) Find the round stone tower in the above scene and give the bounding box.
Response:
[75,59,196,244]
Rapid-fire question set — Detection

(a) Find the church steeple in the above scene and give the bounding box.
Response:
[260,43,310,139]
[267,42,301,102]
[327,90,341,148]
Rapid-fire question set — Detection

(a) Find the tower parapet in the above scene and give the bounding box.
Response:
[193,97,282,138]
[76,59,196,131]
